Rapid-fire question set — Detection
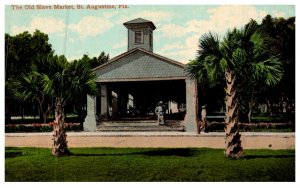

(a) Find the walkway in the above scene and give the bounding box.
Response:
[5,132,295,149]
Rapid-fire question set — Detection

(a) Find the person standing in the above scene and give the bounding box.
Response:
[155,101,165,125]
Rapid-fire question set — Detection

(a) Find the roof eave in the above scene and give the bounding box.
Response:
[123,22,156,30]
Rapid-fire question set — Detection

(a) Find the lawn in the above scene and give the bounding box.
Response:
[5,147,295,182]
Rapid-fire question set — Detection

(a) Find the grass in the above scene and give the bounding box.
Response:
[5,147,295,182]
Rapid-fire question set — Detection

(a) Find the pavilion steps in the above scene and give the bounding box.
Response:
[96,120,184,132]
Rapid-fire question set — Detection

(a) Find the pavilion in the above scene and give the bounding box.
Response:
[84,18,198,132]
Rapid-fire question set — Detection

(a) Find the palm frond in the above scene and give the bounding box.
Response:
[41,73,54,95]
[232,47,247,64]
[241,19,258,41]
[250,31,269,57]
[185,60,205,81]
[198,32,221,58]
[252,56,283,86]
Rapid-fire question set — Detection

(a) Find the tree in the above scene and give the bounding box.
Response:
[258,15,295,116]
[186,20,283,158]
[66,52,108,120]
[39,55,97,156]
[96,51,110,67]
[5,30,53,122]
[78,52,109,69]
[237,16,295,122]
[5,30,53,79]
[12,70,53,123]
[186,59,223,132]
[69,52,108,119]
[12,55,60,123]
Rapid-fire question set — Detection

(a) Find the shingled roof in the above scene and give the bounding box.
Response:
[123,18,156,30]
[94,48,186,82]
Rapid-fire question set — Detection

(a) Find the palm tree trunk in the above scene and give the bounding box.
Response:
[52,97,69,156]
[224,70,243,158]
[38,103,47,123]
[247,89,255,123]
[247,107,252,123]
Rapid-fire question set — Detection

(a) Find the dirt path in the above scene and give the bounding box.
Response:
[5,132,295,149]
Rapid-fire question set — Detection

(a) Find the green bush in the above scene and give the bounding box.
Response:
[5,123,83,133]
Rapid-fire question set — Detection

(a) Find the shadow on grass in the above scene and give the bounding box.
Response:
[70,148,200,157]
[5,152,23,158]
[243,155,295,160]
[69,153,127,157]
[139,148,200,157]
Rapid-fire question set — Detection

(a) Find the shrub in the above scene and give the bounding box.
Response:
[5,123,83,133]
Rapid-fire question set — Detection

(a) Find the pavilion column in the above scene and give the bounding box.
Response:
[184,78,198,132]
[100,84,109,120]
[83,95,97,132]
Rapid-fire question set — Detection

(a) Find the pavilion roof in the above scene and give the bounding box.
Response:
[93,48,186,82]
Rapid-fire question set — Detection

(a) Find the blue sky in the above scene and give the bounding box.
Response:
[5,5,295,63]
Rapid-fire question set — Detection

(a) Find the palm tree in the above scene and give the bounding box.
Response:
[40,55,97,156]
[12,71,53,123]
[186,20,283,158]
[12,55,61,123]
[186,59,223,132]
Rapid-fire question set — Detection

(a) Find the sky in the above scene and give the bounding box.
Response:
[4,4,295,64]
[1,1,299,186]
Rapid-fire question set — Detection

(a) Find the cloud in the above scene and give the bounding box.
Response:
[272,11,286,18]
[204,5,267,33]
[158,5,269,63]
[66,55,83,62]
[140,10,173,22]
[69,16,113,38]
[160,5,267,40]
[158,24,189,38]
[11,17,66,35]
[103,12,117,18]
[117,10,173,25]
[161,47,196,64]
[160,35,199,64]
[160,43,186,52]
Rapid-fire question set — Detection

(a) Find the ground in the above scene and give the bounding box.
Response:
[5,132,295,149]
[5,147,295,182]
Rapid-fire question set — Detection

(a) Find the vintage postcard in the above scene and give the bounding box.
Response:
[4,3,296,182]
